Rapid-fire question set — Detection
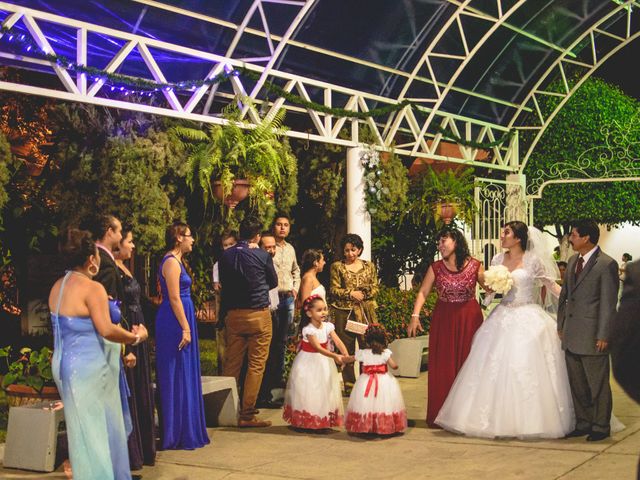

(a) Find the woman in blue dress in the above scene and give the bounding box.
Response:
[156,221,209,450]
[49,229,148,479]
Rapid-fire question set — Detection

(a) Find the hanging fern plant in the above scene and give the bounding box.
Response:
[173,99,295,220]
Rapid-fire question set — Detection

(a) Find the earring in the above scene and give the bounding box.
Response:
[88,264,99,276]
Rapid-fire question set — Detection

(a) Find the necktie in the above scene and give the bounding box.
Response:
[576,256,584,276]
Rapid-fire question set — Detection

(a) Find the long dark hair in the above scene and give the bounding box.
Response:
[504,221,529,250]
[164,221,192,275]
[60,228,96,269]
[301,249,323,276]
[436,227,470,271]
[165,221,189,251]
[298,295,326,335]
[364,324,388,354]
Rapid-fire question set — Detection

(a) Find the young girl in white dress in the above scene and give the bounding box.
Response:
[345,324,407,435]
[283,295,353,430]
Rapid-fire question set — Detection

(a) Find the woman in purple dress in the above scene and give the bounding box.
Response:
[115,227,157,467]
[155,221,209,450]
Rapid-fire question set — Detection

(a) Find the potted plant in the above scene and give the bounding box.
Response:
[173,101,296,216]
[0,346,59,407]
[409,166,475,225]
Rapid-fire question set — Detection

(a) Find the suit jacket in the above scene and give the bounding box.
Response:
[557,247,618,355]
[611,260,640,403]
[94,248,124,301]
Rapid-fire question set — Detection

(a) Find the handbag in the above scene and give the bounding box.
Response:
[344,304,369,335]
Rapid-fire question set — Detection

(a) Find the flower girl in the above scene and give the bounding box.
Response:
[345,324,407,435]
[283,295,353,430]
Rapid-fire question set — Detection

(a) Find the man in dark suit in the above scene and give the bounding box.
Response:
[558,220,619,441]
[612,259,640,479]
[611,259,640,402]
[84,214,124,301]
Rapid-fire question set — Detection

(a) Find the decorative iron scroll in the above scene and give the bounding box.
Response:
[527,112,640,196]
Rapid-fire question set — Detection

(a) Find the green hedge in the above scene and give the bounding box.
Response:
[376,286,435,341]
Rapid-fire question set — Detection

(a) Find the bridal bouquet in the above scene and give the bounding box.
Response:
[483,265,514,294]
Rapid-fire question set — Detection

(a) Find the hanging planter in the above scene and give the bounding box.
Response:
[432,201,459,225]
[174,99,295,219]
[409,166,475,227]
[212,179,250,209]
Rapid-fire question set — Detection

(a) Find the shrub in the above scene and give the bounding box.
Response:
[376,286,436,341]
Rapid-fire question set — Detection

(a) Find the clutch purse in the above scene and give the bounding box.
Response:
[344,304,369,335]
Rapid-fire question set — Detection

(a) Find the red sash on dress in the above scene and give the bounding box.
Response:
[363,364,388,397]
[299,341,328,352]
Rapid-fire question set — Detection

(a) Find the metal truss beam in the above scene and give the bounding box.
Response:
[203,0,315,116]
[0,2,517,171]
[507,0,640,172]
[134,0,524,112]
[386,0,527,171]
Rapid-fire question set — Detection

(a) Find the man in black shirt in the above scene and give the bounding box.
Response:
[220,217,278,428]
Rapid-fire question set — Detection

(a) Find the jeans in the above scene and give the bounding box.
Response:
[258,295,294,401]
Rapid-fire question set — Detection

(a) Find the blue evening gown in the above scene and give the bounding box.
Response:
[155,255,209,450]
[51,272,131,479]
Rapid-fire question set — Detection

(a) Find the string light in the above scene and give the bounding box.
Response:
[0,26,515,148]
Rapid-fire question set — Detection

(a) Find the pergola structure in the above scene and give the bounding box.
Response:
[1,0,638,260]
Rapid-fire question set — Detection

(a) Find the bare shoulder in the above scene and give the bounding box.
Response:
[162,255,182,274]
[48,277,64,309]
[88,280,108,299]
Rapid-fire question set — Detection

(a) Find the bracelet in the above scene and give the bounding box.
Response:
[183,329,191,333]
[410,314,420,318]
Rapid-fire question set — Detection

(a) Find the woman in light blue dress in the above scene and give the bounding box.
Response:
[49,229,148,479]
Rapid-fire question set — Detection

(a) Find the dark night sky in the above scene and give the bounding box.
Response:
[594,40,640,100]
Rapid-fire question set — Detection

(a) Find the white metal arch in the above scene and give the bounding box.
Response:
[506,0,640,172]
[0,1,519,171]
[396,0,527,165]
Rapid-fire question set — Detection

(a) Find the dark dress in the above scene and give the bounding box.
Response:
[427,258,483,427]
[155,255,209,450]
[120,269,157,467]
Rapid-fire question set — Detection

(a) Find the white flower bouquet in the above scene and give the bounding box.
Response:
[483,265,514,295]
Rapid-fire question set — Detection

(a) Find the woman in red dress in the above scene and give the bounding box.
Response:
[407,227,487,427]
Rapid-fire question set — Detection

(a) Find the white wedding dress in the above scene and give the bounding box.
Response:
[435,252,576,439]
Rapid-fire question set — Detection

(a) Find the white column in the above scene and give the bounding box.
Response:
[346,147,371,261]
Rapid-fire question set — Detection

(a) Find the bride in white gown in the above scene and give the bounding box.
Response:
[435,222,576,439]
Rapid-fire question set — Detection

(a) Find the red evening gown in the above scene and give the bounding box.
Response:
[427,258,483,427]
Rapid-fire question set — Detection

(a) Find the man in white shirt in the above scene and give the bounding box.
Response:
[256,216,299,408]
